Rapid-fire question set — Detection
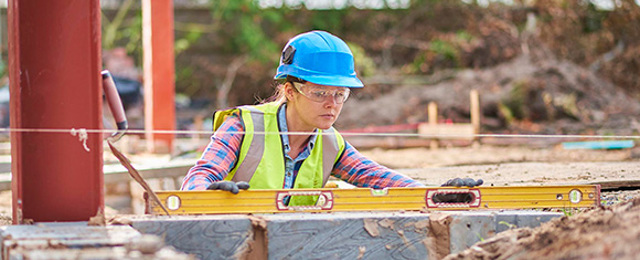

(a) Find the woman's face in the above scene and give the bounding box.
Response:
[286,82,350,131]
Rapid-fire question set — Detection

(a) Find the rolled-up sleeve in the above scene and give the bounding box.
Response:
[332,141,425,188]
[181,113,244,191]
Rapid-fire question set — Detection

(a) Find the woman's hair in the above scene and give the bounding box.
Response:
[262,76,306,104]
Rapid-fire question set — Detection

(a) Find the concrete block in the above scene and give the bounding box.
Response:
[495,213,517,233]
[448,212,495,253]
[8,246,193,260]
[0,222,140,247]
[448,211,563,254]
[514,211,563,228]
[0,222,146,259]
[264,212,430,260]
[131,215,253,260]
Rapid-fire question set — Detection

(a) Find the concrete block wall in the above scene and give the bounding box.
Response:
[132,215,254,259]
[131,210,562,260]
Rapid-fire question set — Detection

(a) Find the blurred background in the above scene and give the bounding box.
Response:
[1,0,639,138]
[0,0,638,217]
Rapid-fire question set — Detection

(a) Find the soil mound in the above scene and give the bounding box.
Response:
[338,51,640,136]
[444,197,640,260]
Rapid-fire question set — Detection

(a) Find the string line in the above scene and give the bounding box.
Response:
[0,127,637,139]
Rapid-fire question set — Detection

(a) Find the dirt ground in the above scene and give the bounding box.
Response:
[359,144,640,259]
[361,144,640,186]
[444,195,640,260]
[333,39,640,259]
[1,144,639,259]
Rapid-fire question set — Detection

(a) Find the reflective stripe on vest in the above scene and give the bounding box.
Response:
[229,106,264,182]
[214,102,345,190]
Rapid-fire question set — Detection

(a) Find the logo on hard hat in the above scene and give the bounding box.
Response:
[282,45,296,64]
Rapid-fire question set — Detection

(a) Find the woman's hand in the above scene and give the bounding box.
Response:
[441,178,483,187]
[207,181,250,194]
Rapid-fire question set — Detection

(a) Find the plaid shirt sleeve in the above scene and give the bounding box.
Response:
[180,111,244,191]
[332,141,425,188]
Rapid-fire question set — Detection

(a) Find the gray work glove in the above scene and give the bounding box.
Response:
[434,178,483,204]
[207,181,250,194]
[441,177,483,187]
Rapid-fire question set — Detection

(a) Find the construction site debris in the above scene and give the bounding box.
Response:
[0,223,193,259]
[339,52,640,137]
[444,197,640,259]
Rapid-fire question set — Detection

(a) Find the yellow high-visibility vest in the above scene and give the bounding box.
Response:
[213,102,345,206]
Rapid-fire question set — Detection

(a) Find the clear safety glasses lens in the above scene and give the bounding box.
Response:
[293,83,350,104]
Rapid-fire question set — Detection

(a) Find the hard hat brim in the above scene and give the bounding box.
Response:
[274,72,364,88]
[300,74,364,88]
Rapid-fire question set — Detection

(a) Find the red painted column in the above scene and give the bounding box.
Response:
[8,1,103,223]
[143,0,175,153]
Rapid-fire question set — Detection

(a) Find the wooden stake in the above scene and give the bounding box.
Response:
[428,102,439,150]
[470,89,480,145]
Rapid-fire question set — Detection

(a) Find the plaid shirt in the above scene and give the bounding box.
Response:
[181,108,424,191]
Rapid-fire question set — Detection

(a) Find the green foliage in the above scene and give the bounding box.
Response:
[474,231,485,242]
[119,14,143,59]
[498,221,517,229]
[554,93,580,119]
[498,102,515,125]
[430,39,460,63]
[406,34,469,75]
[102,0,143,63]
[102,0,136,51]
[175,28,203,56]
[209,0,285,62]
[309,10,350,33]
[239,17,278,62]
[455,30,474,43]
[407,52,428,74]
[583,2,607,33]
[0,59,5,80]
[502,80,530,120]
[176,67,201,96]
[347,43,377,77]
[103,1,206,64]
[94,0,640,103]
[561,208,574,217]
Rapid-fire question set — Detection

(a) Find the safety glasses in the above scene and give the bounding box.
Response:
[293,82,350,104]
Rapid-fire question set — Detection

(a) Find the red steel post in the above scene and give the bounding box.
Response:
[143,0,176,153]
[8,1,104,223]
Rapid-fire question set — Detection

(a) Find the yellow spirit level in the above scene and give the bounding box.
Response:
[145,185,600,215]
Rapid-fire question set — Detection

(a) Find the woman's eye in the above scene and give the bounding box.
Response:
[312,91,329,97]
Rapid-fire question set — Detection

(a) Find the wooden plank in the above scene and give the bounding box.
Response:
[418,123,475,140]
[341,123,419,133]
[470,89,480,135]
[428,102,439,149]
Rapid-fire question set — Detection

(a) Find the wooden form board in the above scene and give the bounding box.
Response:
[418,90,479,144]
[418,123,475,140]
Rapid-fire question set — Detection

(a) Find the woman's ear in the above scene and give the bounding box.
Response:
[284,82,295,101]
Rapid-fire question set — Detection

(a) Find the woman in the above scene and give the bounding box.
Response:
[181,31,480,205]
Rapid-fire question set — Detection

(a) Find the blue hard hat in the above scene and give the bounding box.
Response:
[274,31,364,88]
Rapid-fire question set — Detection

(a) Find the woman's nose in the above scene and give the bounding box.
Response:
[324,94,339,106]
